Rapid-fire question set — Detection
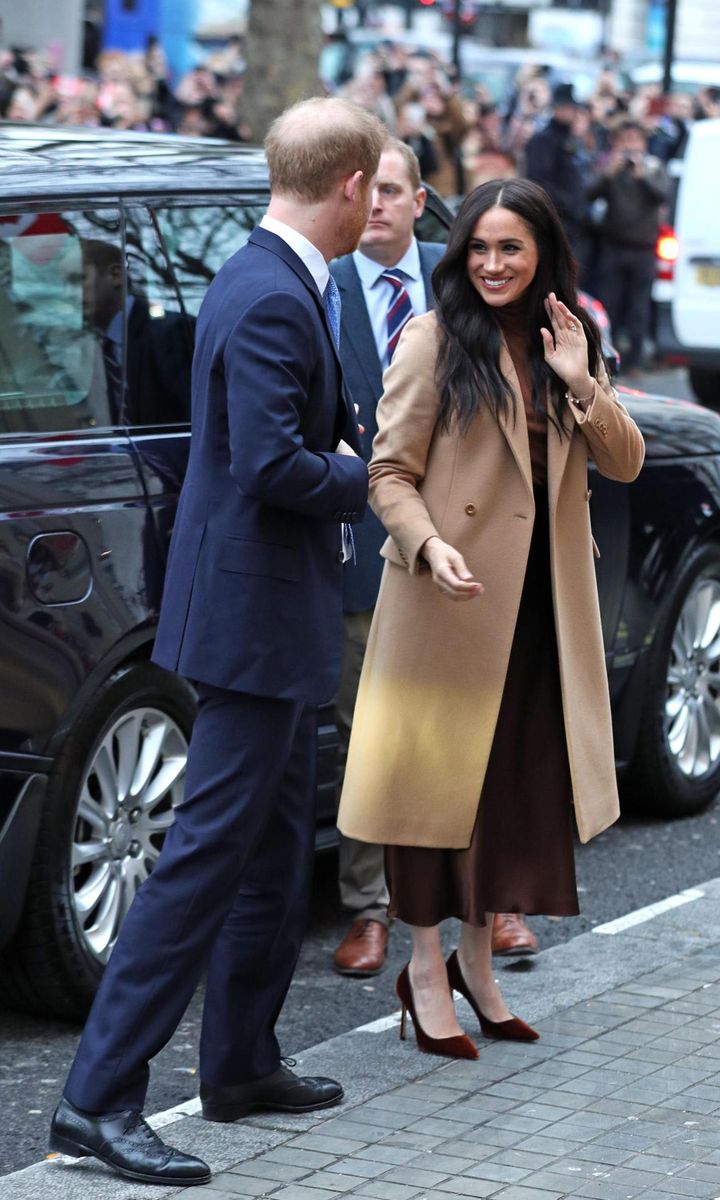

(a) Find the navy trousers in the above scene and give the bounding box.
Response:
[64,684,317,1113]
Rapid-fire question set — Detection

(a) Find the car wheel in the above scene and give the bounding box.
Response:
[628,543,720,817]
[689,368,720,409]
[0,664,195,1019]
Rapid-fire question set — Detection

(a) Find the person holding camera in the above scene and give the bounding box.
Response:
[524,83,587,258]
[587,119,669,378]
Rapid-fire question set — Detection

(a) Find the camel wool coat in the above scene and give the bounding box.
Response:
[337,311,645,850]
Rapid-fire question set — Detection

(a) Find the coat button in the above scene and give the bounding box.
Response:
[337,551,345,563]
[464,503,477,516]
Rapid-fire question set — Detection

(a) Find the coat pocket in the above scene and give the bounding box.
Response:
[218,537,301,581]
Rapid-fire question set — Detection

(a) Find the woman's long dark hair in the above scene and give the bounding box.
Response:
[432,178,603,435]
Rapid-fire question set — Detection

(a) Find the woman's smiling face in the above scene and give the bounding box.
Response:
[466,206,539,307]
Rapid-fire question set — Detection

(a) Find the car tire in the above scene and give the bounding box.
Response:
[627,542,720,817]
[0,663,195,1020]
[689,368,720,409]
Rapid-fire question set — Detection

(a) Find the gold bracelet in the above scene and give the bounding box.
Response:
[565,386,594,406]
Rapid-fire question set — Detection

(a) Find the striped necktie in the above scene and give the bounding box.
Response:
[382,270,413,363]
[102,335,125,423]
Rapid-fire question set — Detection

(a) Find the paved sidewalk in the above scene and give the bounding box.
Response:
[5,880,720,1200]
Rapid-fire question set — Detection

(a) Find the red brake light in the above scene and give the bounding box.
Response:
[656,224,678,281]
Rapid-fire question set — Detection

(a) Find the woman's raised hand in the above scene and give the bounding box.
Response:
[540,292,594,399]
[422,537,484,602]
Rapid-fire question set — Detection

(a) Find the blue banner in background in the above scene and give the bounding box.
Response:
[646,0,668,55]
[103,0,199,80]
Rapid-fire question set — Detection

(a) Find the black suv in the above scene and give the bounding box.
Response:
[0,124,452,1020]
[2,124,720,1022]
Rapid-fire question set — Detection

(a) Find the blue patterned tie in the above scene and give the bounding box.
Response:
[323,275,342,349]
[382,270,413,363]
[324,275,354,563]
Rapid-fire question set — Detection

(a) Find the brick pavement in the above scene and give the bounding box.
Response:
[5,884,720,1200]
[168,949,720,1200]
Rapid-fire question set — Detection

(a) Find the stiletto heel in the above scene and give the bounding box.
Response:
[447,950,539,1042]
[395,964,478,1060]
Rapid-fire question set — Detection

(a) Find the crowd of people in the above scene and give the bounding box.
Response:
[1,29,718,374]
[0,36,249,139]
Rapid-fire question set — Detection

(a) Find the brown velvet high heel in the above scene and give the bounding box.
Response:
[447,950,539,1042]
[396,964,479,1060]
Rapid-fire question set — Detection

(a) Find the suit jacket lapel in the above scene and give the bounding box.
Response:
[419,245,437,310]
[498,343,534,501]
[250,226,361,449]
[333,257,383,396]
[249,226,342,368]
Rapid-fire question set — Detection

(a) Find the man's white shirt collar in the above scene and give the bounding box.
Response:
[353,238,421,289]
[260,214,329,295]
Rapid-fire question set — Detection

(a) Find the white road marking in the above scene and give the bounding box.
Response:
[592,888,705,934]
[148,1096,201,1128]
[348,1012,401,1034]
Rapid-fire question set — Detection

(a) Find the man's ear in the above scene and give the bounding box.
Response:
[415,186,427,219]
[343,170,365,202]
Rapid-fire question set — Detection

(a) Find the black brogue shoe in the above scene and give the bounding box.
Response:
[201,1063,343,1123]
[49,1097,211,1185]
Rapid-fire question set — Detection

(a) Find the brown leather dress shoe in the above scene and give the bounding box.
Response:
[333,919,388,976]
[491,913,539,956]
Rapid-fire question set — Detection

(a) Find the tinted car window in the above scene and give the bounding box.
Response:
[154,203,265,318]
[122,205,193,426]
[415,203,451,246]
[0,210,122,434]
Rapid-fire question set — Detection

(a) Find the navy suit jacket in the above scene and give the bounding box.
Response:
[330,241,445,612]
[152,226,368,703]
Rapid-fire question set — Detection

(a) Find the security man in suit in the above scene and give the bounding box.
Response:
[74,238,191,427]
[330,140,444,977]
[50,98,386,1188]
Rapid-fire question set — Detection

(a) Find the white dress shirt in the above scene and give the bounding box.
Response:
[352,238,427,365]
[260,213,329,295]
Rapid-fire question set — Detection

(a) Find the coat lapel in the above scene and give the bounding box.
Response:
[547,385,574,518]
[497,343,534,501]
[495,344,575,510]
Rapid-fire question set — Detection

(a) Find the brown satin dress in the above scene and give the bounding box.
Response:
[385,300,580,927]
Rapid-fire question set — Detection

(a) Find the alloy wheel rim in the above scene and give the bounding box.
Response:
[71,707,187,962]
[665,575,720,778]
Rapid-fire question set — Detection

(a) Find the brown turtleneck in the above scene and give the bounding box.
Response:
[493,298,547,488]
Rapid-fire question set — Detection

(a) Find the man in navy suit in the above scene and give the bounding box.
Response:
[330,141,445,978]
[50,98,386,1188]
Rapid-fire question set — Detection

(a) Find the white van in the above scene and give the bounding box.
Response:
[654,118,720,406]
